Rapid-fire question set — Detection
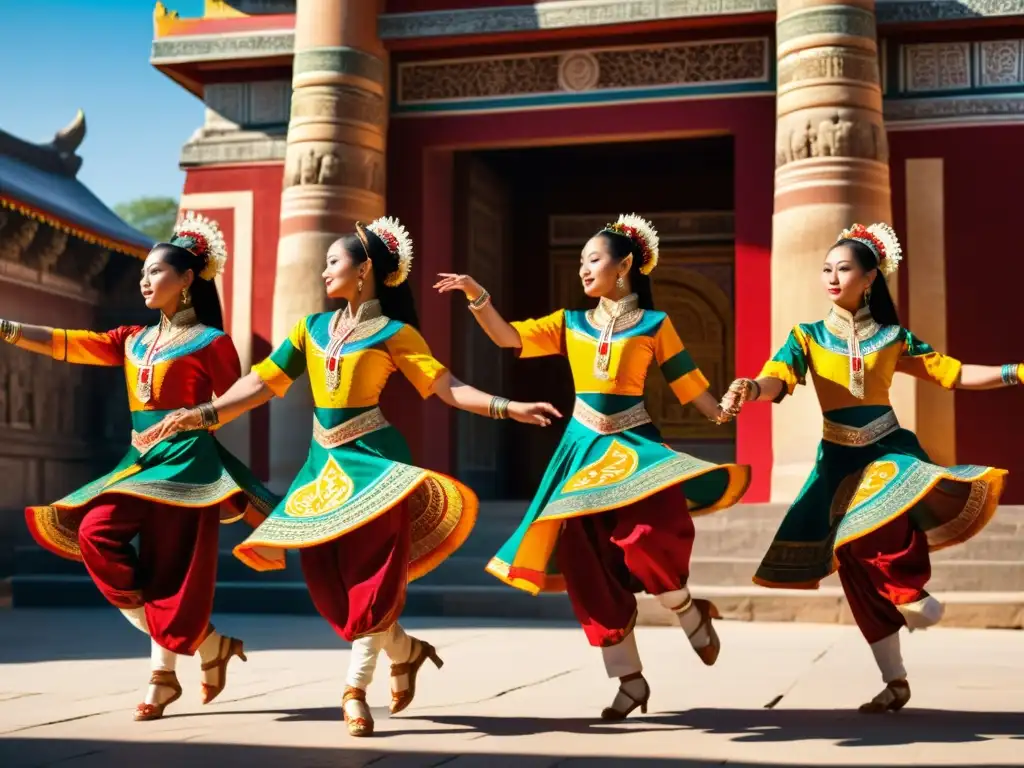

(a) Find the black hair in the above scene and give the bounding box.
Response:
[149,242,224,330]
[832,238,900,326]
[338,226,420,329]
[595,230,655,310]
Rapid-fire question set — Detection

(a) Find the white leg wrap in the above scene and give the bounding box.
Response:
[120,607,149,635]
[898,595,945,631]
[601,631,643,679]
[150,639,177,672]
[381,623,414,665]
[346,633,385,690]
[657,587,709,648]
[869,632,907,684]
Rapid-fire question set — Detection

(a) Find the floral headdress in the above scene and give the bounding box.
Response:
[363,215,414,287]
[169,210,228,281]
[601,213,660,275]
[837,222,903,277]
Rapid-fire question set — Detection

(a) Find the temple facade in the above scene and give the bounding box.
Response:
[152,0,1024,503]
[0,111,153,577]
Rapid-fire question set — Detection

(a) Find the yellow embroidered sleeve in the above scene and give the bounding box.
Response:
[654,316,709,406]
[386,325,449,398]
[758,326,810,396]
[253,317,308,397]
[511,310,566,359]
[896,330,962,390]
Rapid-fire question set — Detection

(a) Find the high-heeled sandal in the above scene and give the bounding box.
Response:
[133,670,182,722]
[689,599,722,666]
[200,635,247,704]
[389,637,444,715]
[600,671,650,721]
[859,679,911,714]
[343,686,374,737]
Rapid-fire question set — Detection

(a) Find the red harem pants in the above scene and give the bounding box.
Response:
[77,495,221,654]
[299,503,411,642]
[556,484,695,647]
[836,513,931,644]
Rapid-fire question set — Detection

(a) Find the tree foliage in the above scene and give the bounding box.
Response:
[114,196,179,242]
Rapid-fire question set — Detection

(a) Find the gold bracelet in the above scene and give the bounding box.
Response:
[488,396,510,420]
[0,319,23,345]
[196,402,220,429]
[469,290,491,311]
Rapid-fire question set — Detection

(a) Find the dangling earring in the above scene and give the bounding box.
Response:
[616,275,626,290]
[864,286,872,305]
[357,278,364,294]
[181,287,191,307]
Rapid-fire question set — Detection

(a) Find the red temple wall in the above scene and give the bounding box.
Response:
[889,126,1024,502]
[182,164,283,480]
[388,96,776,499]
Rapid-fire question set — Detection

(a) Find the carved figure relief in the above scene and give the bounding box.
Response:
[284,144,385,195]
[9,354,34,429]
[775,110,889,168]
[0,216,39,263]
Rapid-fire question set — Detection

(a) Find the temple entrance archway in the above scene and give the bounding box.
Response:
[451,137,737,499]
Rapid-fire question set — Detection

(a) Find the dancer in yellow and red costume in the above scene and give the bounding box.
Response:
[0,212,278,721]
[152,215,559,737]
[722,223,1018,713]
[436,214,750,720]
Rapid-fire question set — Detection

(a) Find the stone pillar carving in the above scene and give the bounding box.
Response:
[770,0,893,500]
[269,0,388,487]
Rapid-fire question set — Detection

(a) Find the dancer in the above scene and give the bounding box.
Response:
[153,216,559,737]
[435,214,750,720]
[721,222,1015,713]
[3,212,278,721]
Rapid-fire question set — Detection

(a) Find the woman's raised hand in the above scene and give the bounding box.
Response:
[433,273,484,301]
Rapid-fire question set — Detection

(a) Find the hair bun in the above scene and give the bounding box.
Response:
[169,211,228,281]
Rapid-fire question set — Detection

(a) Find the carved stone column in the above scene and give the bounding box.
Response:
[269,0,388,487]
[771,0,892,500]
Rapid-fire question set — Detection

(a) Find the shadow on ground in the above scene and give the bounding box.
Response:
[0,739,1018,768]
[147,705,1024,749]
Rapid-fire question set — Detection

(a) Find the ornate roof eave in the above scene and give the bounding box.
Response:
[149,1,1024,68]
[0,111,154,259]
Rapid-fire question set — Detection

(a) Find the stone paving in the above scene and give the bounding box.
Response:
[1,609,1023,767]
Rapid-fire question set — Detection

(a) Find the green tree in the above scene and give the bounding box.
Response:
[114,196,179,242]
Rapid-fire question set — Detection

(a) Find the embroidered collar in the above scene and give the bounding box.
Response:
[159,307,199,332]
[824,305,879,343]
[330,299,383,337]
[592,293,640,326]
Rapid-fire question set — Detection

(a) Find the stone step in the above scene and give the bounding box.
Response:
[11,573,1023,630]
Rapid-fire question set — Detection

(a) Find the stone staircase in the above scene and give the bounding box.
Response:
[11,503,1024,629]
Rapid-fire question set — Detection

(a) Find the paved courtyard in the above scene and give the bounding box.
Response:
[1,609,1022,767]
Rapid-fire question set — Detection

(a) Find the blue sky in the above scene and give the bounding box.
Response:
[0,0,207,208]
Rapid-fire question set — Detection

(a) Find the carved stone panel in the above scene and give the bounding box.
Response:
[775,109,888,168]
[978,40,1023,87]
[903,43,971,92]
[283,143,384,193]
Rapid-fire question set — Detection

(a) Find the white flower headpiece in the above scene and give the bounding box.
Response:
[837,222,903,277]
[365,215,414,287]
[601,213,660,275]
[170,210,228,281]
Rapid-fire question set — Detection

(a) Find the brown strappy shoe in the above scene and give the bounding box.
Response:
[200,635,247,704]
[600,672,650,720]
[389,638,444,715]
[342,686,374,737]
[859,679,911,714]
[133,670,182,721]
[689,599,722,666]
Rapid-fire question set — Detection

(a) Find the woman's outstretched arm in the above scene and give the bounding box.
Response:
[433,274,522,349]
